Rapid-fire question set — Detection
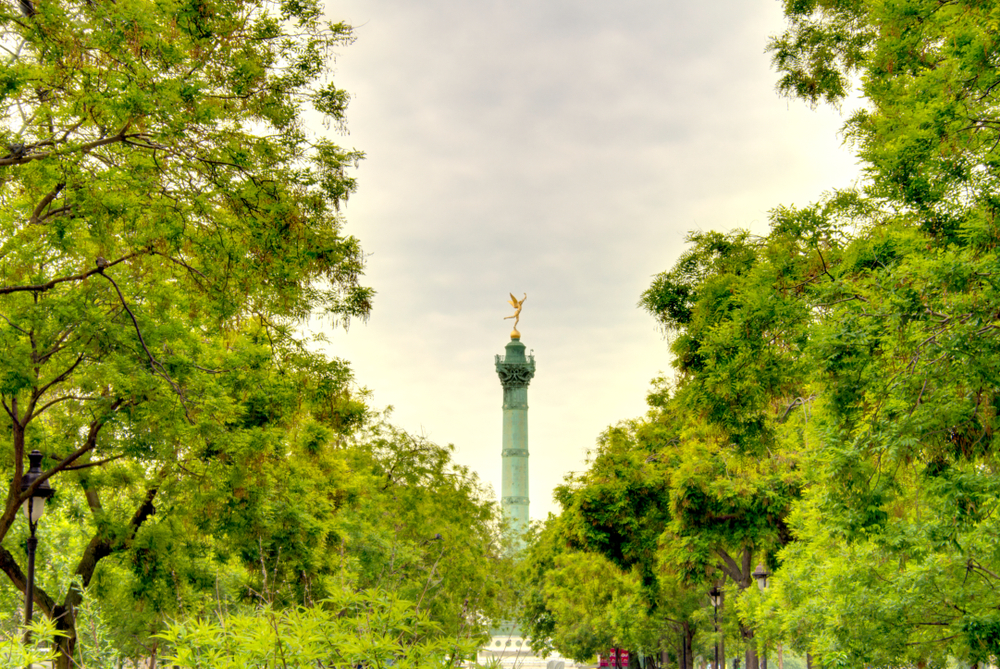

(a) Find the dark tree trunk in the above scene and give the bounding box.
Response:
[745,644,758,669]
[52,604,76,669]
[678,622,695,669]
[43,486,157,669]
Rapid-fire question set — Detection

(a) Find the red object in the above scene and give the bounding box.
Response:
[605,649,630,668]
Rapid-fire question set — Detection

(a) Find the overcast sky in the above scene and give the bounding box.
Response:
[314,0,861,519]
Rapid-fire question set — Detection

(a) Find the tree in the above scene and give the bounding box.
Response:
[0,0,372,662]
[752,1,1000,665]
[520,418,754,669]
[771,0,1000,237]
[157,589,483,669]
[517,514,664,666]
[642,195,1000,666]
[640,228,813,669]
[335,421,510,639]
[557,2,1000,667]
[0,373,509,665]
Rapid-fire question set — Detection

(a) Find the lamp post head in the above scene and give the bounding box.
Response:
[752,562,770,592]
[20,450,54,524]
[709,585,722,608]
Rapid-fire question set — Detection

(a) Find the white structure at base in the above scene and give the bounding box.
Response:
[478,633,584,669]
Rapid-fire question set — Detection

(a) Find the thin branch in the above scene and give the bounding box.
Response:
[909,379,930,418]
[0,251,140,295]
[30,393,93,418]
[33,205,72,225]
[97,271,194,422]
[0,123,130,167]
[778,394,817,423]
[0,396,14,422]
[19,401,123,501]
[817,295,864,308]
[150,250,207,279]
[25,354,84,422]
[62,454,126,471]
[816,247,835,281]
[0,313,27,334]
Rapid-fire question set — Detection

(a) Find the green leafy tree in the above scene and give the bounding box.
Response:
[741,1,1000,665]
[337,422,510,638]
[640,229,813,669]
[520,419,743,669]
[0,0,373,662]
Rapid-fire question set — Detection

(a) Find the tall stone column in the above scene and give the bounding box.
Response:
[495,334,535,539]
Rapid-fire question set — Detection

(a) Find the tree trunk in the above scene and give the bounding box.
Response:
[745,642,758,669]
[52,602,76,669]
[680,622,695,669]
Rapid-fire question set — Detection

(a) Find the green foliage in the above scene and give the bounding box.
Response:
[519,420,747,668]
[0,411,506,664]
[158,590,478,669]
[516,515,668,664]
[338,422,509,635]
[0,0,381,660]
[599,6,1000,668]
[631,3,1000,666]
[0,618,62,668]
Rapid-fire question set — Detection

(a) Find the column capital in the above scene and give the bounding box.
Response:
[495,338,535,390]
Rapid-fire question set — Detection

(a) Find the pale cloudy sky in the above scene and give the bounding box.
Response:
[315,0,861,518]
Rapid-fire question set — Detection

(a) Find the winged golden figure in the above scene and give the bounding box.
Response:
[504,293,526,331]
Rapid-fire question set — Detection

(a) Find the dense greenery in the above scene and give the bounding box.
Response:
[0,0,510,665]
[10,0,1000,666]
[520,1,1000,669]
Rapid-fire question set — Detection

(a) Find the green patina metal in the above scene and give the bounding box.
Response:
[495,337,535,540]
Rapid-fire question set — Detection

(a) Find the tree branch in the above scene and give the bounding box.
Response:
[63,454,126,471]
[19,401,123,503]
[70,485,158,594]
[97,271,193,421]
[0,544,56,618]
[715,548,746,585]
[25,355,84,422]
[0,251,140,295]
[28,182,65,225]
[0,123,130,167]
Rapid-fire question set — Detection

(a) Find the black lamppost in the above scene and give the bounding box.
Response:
[21,449,53,643]
[752,563,770,669]
[709,585,722,669]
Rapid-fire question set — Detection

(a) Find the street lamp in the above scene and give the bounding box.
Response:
[709,585,722,669]
[751,563,770,669]
[752,563,770,591]
[21,449,53,642]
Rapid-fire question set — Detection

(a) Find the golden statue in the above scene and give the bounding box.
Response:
[505,293,526,339]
